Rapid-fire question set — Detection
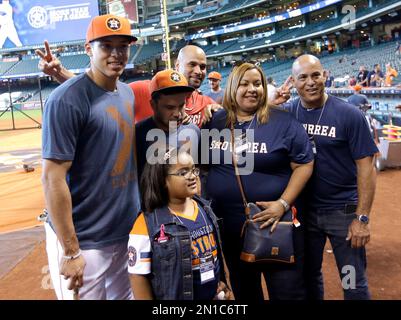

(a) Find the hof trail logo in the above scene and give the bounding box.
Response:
[128,246,137,267]
[27,3,92,29]
[28,6,48,29]
[106,17,121,31]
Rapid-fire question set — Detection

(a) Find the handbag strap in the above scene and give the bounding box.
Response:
[230,124,250,218]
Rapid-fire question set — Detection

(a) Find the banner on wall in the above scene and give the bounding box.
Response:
[0,0,99,49]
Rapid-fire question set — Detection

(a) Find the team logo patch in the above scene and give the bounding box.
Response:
[106,17,122,31]
[170,72,182,82]
[128,246,137,267]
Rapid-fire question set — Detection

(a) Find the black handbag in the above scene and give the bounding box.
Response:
[230,126,296,264]
[240,203,295,264]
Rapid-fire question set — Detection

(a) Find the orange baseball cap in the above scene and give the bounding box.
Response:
[86,14,137,43]
[353,84,363,91]
[150,69,195,96]
[208,71,222,80]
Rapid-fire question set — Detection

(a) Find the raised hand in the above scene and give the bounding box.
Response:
[35,40,62,77]
[270,76,293,106]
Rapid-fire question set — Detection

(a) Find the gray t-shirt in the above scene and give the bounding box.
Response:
[205,89,224,104]
[42,73,141,249]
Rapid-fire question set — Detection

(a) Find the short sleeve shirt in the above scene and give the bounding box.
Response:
[205,108,313,231]
[135,117,201,179]
[185,90,217,128]
[286,95,378,209]
[128,201,220,300]
[129,80,154,123]
[42,73,141,249]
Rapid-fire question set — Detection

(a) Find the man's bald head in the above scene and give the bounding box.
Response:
[175,45,207,89]
[291,54,327,109]
[292,54,323,77]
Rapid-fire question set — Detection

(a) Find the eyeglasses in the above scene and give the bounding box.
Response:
[167,167,200,179]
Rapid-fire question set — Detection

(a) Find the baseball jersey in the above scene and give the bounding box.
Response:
[129,80,154,123]
[205,108,313,233]
[285,95,378,209]
[185,90,217,128]
[128,200,220,300]
[135,116,200,179]
[42,73,141,249]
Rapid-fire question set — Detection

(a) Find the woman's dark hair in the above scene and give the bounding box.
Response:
[140,145,177,213]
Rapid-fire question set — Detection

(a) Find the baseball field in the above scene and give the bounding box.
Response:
[0,125,400,300]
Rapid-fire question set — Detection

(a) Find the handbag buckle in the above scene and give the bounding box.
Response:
[271,247,279,256]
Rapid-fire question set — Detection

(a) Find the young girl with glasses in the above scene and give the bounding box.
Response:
[128,145,232,300]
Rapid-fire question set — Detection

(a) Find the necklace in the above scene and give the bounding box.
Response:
[237,113,256,128]
[169,200,215,257]
[296,96,328,141]
[168,200,195,224]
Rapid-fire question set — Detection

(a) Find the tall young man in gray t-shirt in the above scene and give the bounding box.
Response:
[42,14,140,300]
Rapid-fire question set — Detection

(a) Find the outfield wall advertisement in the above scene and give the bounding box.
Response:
[0,0,99,49]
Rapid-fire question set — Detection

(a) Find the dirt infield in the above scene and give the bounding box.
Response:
[0,128,400,299]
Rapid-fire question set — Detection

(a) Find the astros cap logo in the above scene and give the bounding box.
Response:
[170,72,182,82]
[86,14,137,43]
[106,17,122,31]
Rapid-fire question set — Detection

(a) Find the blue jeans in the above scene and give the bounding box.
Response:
[304,205,370,300]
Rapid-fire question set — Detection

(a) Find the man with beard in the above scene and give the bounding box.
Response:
[135,69,200,180]
[284,55,378,300]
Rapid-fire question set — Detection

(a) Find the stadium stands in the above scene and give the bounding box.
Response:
[199,40,401,93]
[2,58,40,77]
[134,41,163,64]
[59,53,90,70]
[0,61,18,76]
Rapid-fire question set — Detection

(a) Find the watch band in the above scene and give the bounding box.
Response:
[357,214,369,224]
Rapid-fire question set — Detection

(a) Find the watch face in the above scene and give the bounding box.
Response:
[359,215,369,223]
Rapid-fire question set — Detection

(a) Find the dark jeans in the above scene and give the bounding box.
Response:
[222,223,306,301]
[304,206,370,300]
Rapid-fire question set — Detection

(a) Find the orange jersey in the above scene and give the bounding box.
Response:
[129,80,153,123]
[185,90,216,128]
[385,67,398,86]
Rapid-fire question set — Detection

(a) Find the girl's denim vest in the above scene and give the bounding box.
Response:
[143,195,226,300]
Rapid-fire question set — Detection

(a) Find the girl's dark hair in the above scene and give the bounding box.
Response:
[140,145,176,213]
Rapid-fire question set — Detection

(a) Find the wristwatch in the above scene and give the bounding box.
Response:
[357,214,369,224]
[278,198,290,211]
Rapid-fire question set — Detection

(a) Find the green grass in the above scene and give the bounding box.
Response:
[0,109,42,121]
